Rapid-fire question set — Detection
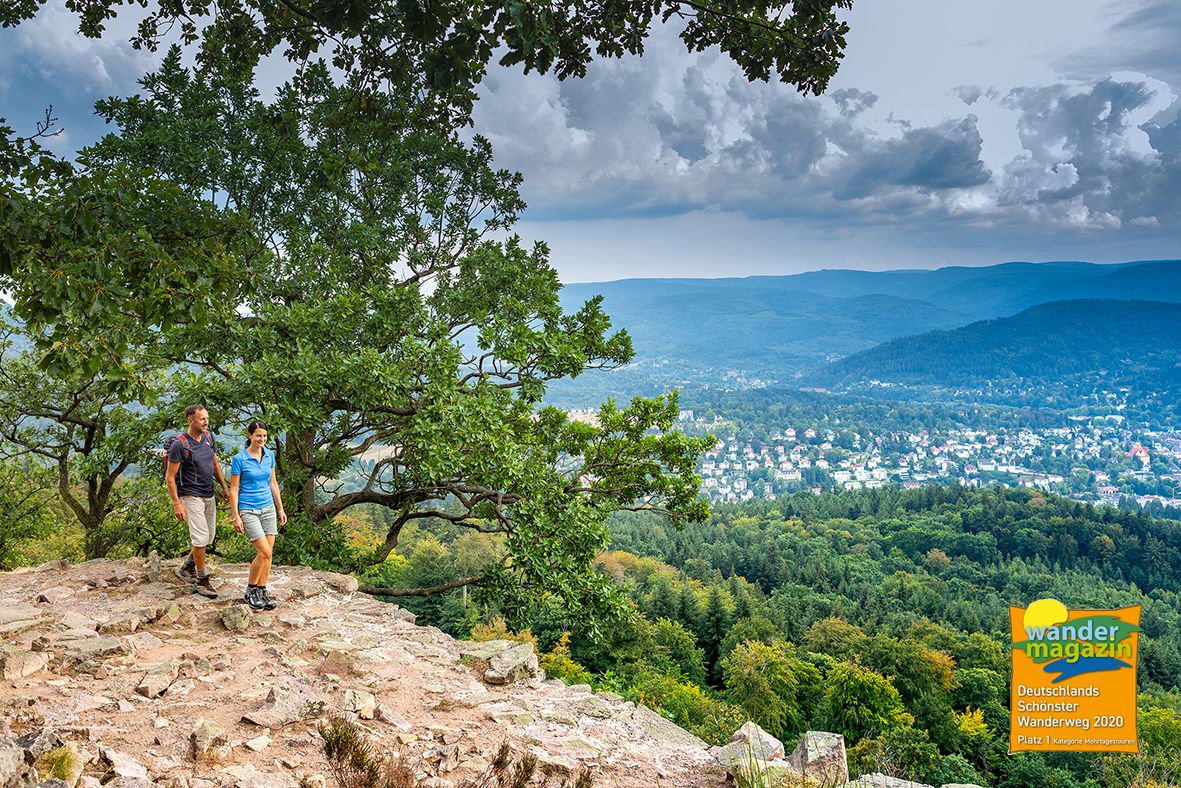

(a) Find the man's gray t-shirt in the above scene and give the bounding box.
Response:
[168,432,217,498]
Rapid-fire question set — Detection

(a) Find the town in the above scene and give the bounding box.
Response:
[677,411,1181,511]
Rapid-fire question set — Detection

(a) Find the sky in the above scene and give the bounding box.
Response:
[2,1,1179,282]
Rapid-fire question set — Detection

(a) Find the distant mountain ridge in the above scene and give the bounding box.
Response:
[810,299,1181,389]
[550,260,1181,401]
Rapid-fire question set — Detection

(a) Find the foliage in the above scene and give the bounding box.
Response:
[818,661,913,745]
[721,640,820,742]
[0,455,58,569]
[539,633,595,687]
[1,0,853,133]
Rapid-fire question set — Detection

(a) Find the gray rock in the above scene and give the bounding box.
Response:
[375,705,412,731]
[35,587,75,605]
[57,637,128,660]
[136,659,180,698]
[484,643,538,685]
[730,721,785,760]
[0,650,50,680]
[98,746,150,782]
[147,551,162,583]
[342,690,376,720]
[242,677,326,728]
[0,742,37,787]
[16,727,61,761]
[189,721,230,761]
[789,730,848,784]
[631,704,709,748]
[457,640,512,662]
[219,605,251,633]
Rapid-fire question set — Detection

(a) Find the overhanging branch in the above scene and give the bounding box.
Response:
[358,576,483,597]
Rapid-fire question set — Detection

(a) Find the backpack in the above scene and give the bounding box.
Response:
[163,432,211,487]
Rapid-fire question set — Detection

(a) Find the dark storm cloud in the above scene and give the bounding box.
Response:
[834,117,991,200]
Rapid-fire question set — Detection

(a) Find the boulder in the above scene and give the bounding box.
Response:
[220,605,252,633]
[731,721,785,760]
[457,640,513,662]
[788,730,848,784]
[242,677,326,728]
[484,643,539,685]
[342,690,376,720]
[136,659,180,698]
[35,587,75,605]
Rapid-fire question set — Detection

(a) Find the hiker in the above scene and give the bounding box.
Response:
[166,404,230,597]
[229,420,287,610]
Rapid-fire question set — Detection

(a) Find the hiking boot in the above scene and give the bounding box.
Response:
[191,575,218,598]
[244,586,268,610]
[259,587,277,611]
[177,555,196,581]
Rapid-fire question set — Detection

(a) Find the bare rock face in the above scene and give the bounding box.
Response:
[789,730,849,784]
[0,558,724,788]
[242,677,326,728]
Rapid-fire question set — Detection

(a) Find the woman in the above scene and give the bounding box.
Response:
[229,420,287,610]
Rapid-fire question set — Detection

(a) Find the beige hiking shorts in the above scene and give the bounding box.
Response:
[181,496,216,547]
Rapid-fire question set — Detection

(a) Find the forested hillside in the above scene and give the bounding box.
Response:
[361,486,1181,787]
[813,299,1181,392]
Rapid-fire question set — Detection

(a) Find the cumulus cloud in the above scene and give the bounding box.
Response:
[473,23,1181,240]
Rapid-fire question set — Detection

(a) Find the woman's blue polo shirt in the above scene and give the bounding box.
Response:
[231,447,275,510]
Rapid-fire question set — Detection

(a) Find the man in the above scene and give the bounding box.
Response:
[166,405,230,597]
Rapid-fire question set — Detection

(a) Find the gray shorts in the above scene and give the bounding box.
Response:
[181,496,216,547]
[241,506,278,542]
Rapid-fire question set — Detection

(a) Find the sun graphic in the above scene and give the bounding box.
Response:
[1023,598,1069,631]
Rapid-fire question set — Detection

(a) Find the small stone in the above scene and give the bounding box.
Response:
[220,605,252,633]
[137,659,180,698]
[343,689,376,720]
[242,677,326,728]
[36,586,75,604]
[147,551,162,583]
[118,699,136,713]
[375,705,412,731]
[243,735,271,752]
[190,720,231,761]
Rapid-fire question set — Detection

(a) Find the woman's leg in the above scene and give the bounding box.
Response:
[251,535,272,584]
[261,534,276,586]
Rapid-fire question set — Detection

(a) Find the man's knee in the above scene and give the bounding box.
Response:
[255,543,273,561]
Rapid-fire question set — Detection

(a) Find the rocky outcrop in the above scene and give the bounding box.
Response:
[790,730,849,784]
[0,557,723,787]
